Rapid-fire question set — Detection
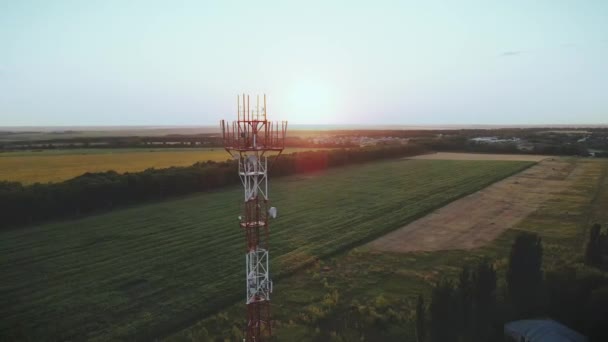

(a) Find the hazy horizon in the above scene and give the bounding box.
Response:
[3,123,608,133]
[2,1,607,126]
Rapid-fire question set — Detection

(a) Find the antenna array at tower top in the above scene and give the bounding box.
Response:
[237,94,267,122]
[221,94,287,152]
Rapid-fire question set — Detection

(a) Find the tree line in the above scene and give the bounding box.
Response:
[1,134,356,150]
[417,231,608,342]
[0,145,426,229]
[415,135,591,156]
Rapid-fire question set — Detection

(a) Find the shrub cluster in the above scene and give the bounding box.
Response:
[585,223,608,269]
[419,231,608,342]
[425,259,499,342]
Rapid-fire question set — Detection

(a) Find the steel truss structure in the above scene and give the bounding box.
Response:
[221,94,287,342]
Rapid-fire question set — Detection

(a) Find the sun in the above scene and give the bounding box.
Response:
[285,80,337,124]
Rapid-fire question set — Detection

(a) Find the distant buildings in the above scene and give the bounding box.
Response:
[469,136,536,151]
[470,136,521,144]
[310,136,408,147]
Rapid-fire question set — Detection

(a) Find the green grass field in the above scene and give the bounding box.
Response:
[0,147,329,184]
[170,158,608,341]
[0,159,532,341]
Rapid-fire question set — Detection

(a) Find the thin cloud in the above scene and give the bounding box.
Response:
[500,50,523,57]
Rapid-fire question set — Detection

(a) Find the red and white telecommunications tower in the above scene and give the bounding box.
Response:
[220,94,287,341]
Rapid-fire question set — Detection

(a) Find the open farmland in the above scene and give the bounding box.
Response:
[172,158,608,341]
[0,147,328,184]
[0,158,532,341]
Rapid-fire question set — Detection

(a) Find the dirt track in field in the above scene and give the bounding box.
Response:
[408,152,550,162]
[369,156,583,252]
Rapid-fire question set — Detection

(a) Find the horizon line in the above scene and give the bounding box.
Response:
[2,123,608,132]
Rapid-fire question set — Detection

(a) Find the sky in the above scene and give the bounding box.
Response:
[1,0,607,126]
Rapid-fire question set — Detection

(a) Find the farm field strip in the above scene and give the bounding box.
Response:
[0,147,331,184]
[0,159,532,340]
[408,152,550,161]
[369,157,580,252]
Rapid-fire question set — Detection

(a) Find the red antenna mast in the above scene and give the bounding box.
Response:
[220,94,287,341]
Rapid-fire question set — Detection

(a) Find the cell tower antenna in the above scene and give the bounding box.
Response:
[220,94,287,341]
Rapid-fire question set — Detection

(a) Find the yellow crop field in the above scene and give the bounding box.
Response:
[0,148,329,184]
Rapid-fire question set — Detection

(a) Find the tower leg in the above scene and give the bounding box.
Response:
[246,301,271,341]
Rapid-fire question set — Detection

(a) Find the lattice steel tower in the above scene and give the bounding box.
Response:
[220,94,287,342]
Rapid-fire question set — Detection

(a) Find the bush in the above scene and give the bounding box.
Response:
[507,232,543,318]
[585,224,608,269]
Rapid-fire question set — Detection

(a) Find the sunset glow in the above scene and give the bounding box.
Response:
[1,1,607,126]
[283,80,339,124]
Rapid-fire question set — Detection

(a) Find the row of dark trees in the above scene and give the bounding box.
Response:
[418,232,608,342]
[0,145,426,229]
[1,134,357,151]
[585,224,608,269]
[1,135,221,150]
[415,136,591,156]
